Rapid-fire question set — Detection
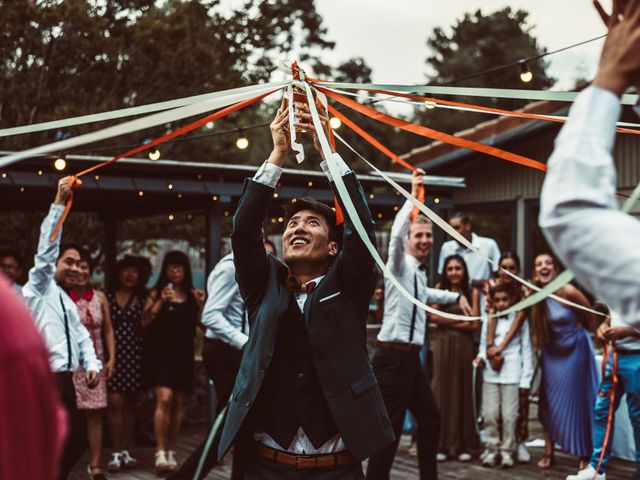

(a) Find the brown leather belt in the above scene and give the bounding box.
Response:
[255,443,359,469]
[377,340,421,352]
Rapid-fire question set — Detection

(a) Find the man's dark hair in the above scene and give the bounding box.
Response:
[57,243,84,263]
[449,211,471,225]
[489,282,514,299]
[0,248,22,267]
[284,198,343,247]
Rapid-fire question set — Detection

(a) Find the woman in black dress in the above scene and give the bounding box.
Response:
[106,255,150,472]
[142,251,205,474]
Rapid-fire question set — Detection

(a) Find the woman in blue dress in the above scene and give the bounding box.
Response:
[529,253,597,470]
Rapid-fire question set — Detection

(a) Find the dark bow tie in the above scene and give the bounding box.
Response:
[287,275,317,294]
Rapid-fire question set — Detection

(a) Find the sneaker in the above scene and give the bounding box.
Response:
[566,465,606,480]
[458,452,472,462]
[106,452,121,472]
[479,448,490,462]
[436,453,447,462]
[166,450,178,470]
[501,452,514,468]
[155,450,169,473]
[516,443,531,463]
[120,450,138,468]
[482,452,498,467]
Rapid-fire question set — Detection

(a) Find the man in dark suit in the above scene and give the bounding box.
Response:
[216,101,394,478]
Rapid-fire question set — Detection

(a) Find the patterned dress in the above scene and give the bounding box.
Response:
[107,291,144,392]
[71,289,108,409]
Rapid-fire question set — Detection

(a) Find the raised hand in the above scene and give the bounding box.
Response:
[593,0,640,96]
[267,97,291,167]
[54,176,82,205]
[411,168,425,198]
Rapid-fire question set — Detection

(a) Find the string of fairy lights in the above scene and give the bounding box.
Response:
[0,32,608,223]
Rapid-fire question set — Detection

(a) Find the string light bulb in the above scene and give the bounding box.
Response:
[329,117,342,129]
[148,149,161,161]
[54,157,66,171]
[236,130,249,150]
[168,214,174,221]
[424,100,436,110]
[519,62,533,83]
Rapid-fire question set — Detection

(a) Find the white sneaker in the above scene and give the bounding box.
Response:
[167,450,178,470]
[155,450,169,472]
[458,452,472,462]
[501,452,514,468]
[107,452,121,472]
[436,453,447,462]
[482,452,498,467]
[566,465,606,480]
[516,443,531,463]
[479,448,490,462]
[120,450,138,468]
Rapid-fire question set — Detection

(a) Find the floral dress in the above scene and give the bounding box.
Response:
[71,289,107,409]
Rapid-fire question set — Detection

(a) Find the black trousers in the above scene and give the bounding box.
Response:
[245,454,364,480]
[167,338,244,480]
[365,348,440,480]
[55,372,87,480]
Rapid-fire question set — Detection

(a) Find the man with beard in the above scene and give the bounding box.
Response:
[366,169,472,480]
[23,177,101,480]
[216,101,394,478]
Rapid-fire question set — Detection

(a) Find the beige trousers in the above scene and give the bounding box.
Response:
[482,382,519,454]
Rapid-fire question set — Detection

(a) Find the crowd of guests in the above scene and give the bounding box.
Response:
[1,173,638,480]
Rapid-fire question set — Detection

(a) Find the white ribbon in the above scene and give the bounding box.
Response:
[0,81,290,138]
[0,82,288,169]
[286,85,305,164]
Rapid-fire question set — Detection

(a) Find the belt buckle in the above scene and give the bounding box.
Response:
[295,455,316,469]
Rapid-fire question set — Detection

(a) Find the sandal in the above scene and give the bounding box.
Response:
[537,453,555,469]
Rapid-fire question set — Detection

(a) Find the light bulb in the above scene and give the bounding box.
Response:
[519,63,533,83]
[236,136,249,150]
[424,100,436,110]
[54,157,66,171]
[148,149,161,161]
[329,117,342,129]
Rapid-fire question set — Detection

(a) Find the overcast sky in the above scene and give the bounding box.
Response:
[311,0,606,89]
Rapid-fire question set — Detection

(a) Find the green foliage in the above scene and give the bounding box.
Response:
[417,7,555,135]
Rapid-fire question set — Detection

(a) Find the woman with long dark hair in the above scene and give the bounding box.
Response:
[142,251,205,474]
[106,255,150,472]
[429,254,481,462]
[528,253,597,470]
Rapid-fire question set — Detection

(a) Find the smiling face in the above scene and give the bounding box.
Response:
[406,221,433,263]
[55,247,82,289]
[282,209,338,269]
[76,260,91,289]
[534,254,558,285]
[445,258,465,287]
[492,290,513,312]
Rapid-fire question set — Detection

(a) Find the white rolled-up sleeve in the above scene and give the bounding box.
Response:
[540,86,640,327]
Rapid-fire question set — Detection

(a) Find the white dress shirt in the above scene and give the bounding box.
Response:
[250,157,349,454]
[609,309,640,352]
[202,253,248,348]
[438,233,500,281]
[378,200,459,346]
[22,204,102,373]
[540,86,640,328]
[478,312,534,389]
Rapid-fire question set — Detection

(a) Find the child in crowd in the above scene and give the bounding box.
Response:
[475,283,534,468]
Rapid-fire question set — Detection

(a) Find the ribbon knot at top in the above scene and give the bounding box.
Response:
[286,275,317,294]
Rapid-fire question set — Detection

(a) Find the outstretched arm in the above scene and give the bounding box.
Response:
[540,0,640,327]
[232,99,290,306]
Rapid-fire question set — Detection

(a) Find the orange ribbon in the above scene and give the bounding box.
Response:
[594,342,618,477]
[49,89,278,241]
[366,88,640,136]
[317,86,548,172]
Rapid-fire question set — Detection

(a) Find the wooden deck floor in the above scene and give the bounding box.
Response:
[70,427,635,480]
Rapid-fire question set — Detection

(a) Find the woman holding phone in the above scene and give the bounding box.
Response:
[142,251,205,474]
